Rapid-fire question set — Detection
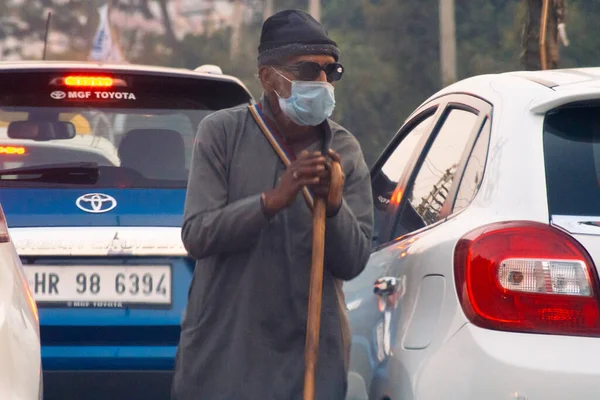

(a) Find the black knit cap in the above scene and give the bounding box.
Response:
[257,9,340,66]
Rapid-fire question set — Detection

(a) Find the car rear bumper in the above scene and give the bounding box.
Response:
[42,345,177,400]
[42,345,177,370]
[43,370,173,400]
[416,323,600,399]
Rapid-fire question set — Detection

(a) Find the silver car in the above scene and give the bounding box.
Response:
[345,67,600,400]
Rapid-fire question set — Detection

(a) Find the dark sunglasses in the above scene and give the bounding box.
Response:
[275,62,344,82]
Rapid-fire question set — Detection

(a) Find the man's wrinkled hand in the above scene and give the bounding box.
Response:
[310,149,345,215]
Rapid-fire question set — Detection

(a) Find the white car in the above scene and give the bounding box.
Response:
[345,67,600,400]
[0,203,41,400]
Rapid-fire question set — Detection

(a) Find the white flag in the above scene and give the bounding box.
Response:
[89,4,125,62]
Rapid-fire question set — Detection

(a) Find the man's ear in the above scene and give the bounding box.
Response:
[259,66,275,92]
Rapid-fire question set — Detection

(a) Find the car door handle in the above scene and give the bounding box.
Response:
[374,277,399,296]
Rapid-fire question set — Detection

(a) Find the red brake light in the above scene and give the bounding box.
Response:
[455,221,600,337]
[0,146,26,155]
[64,76,113,87]
[0,205,9,243]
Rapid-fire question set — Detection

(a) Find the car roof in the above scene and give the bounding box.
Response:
[505,67,600,89]
[507,67,600,114]
[415,67,600,118]
[0,60,252,94]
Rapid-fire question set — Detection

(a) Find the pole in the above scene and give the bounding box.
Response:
[439,0,457,86]
[42,12,52,60]
[309,0,320,23]
[540,0,550,70]
[264,0,274,20]
[230,0,243,60]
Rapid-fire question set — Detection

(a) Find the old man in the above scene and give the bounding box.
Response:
[171,9,373,400]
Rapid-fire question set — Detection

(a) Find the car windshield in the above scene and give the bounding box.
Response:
[543,103,600,217]
[0,70,251,188]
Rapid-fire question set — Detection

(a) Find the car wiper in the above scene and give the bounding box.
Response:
[0,162,100,183]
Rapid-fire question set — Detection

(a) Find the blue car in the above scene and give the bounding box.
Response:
[0,62,253,400]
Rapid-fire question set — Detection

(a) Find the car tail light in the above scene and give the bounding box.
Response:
[454,221,600,336]
[0,205,9,243]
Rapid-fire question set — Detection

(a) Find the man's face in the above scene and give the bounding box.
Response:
[261,54,336,98]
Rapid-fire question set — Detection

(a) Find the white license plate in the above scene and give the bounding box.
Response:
[23,265,172,309]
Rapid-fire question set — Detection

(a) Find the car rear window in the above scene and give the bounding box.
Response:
[0,70,252,188]
[544,103,600,216]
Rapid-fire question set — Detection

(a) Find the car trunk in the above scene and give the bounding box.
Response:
[1,187,189,356]
[0,67,252,367]
[544,102,600,281]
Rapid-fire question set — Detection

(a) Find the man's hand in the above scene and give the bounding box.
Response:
[262,151,326,217]
[310,149,345,216]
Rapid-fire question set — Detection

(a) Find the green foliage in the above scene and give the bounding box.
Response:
[329,0,443,164]
[560,0,600,67]
[455,0,522,76]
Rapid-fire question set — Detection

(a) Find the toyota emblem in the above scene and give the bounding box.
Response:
[76,193,117,213]
[50,91,66,100]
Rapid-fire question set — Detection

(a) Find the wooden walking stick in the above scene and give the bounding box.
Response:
[303,159,344,400]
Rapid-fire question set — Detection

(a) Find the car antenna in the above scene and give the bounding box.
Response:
[42,11,52,60]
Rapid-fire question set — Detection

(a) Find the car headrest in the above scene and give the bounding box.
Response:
[118,128,187,180]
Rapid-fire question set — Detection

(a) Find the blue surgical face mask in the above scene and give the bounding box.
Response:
[273,68,336,126]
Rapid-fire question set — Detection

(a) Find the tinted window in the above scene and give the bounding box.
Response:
[544,105,600,216]
[393,108,479,237]
[453,118,491,213]
[371,113,435,242]
[0,71,251,188]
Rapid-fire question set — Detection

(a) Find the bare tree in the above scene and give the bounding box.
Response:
[157,0,186,64]
[521,0,567,70]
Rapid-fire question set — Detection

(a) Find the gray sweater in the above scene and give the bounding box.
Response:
[171,98,374,400]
